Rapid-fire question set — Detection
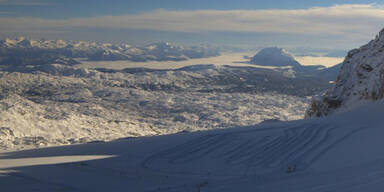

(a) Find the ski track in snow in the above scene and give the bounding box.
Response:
[0,113,381,192]
[142,123,367,179]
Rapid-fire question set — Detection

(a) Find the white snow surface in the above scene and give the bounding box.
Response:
[0,66,309,150]
[1,99,384,191]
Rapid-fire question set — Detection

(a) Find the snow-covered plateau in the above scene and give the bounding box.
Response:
[0,35,343,150]
[0,62,328,150]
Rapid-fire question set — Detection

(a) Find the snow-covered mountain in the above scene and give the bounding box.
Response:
[249,47,341,81]
[0,37,220,66]
[250,47,301,67]
[306,28,384,117]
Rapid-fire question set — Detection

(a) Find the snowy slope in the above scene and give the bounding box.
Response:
[1,99,384,192]
[307,28,384,117]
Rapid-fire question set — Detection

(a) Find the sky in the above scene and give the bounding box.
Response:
[1,0,384,54]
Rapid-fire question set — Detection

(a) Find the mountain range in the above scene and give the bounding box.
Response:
[0,37,220,68]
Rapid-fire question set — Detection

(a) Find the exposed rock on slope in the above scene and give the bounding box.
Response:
[306,29,384,117]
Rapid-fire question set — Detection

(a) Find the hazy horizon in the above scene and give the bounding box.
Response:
[1,0,384,54]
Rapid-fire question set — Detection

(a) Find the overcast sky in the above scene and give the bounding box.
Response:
[1,0,384,52]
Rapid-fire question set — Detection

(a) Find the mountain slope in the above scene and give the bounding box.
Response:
[306,28,384,117]
[1,99,384,191]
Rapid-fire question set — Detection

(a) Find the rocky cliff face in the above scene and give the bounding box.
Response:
[306,29,384,117]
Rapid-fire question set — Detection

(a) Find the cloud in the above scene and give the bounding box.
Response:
[1,4,384,47]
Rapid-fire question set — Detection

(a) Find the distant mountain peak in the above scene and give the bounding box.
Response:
[146,42,178,50]
[250,47,301,67]
[258,47,292,57]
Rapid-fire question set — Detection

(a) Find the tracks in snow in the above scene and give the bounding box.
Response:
[143,123,366,177]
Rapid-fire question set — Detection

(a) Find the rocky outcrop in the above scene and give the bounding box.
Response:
[306,28,384,117]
